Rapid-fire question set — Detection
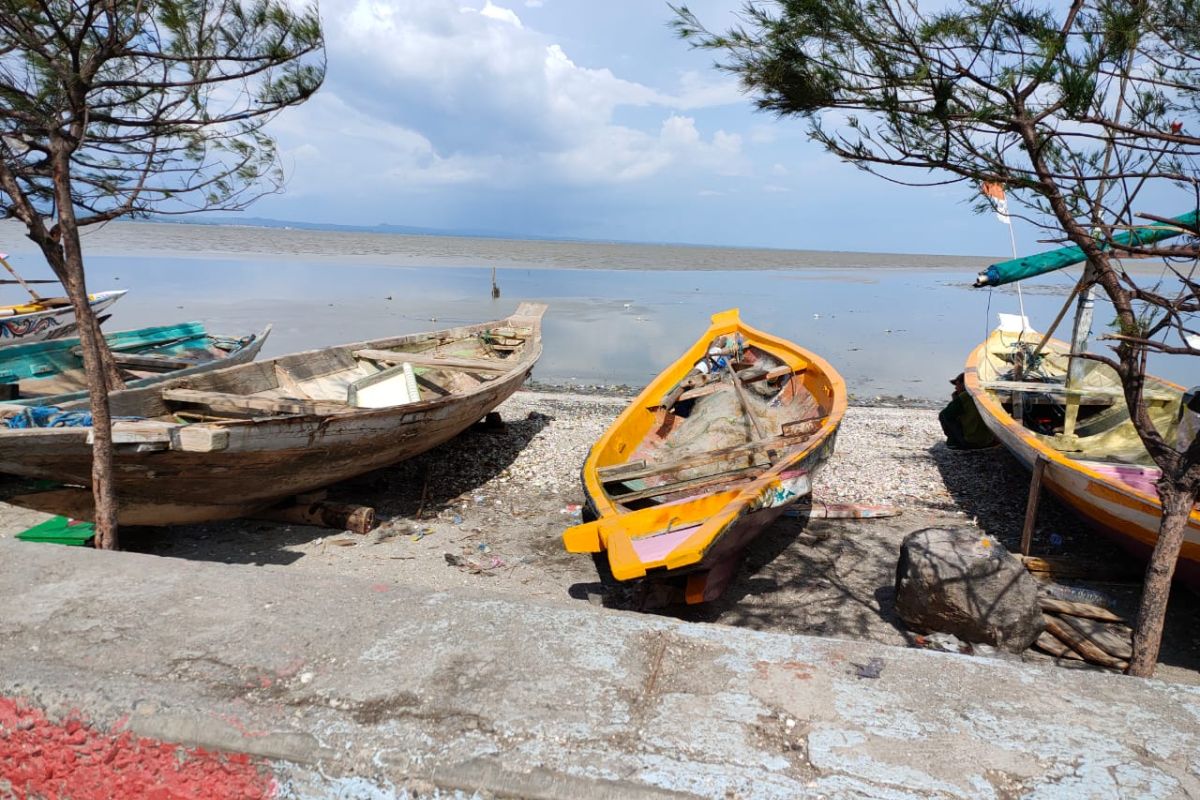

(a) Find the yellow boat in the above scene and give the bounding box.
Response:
[966,319,1200,586]
[563,308,846,604]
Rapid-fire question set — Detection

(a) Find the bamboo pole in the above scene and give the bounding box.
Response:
[0,253,44,302]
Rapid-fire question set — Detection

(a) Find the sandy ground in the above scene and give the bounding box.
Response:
[1,389,1197,684]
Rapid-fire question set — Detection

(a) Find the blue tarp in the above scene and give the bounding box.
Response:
[4,406,94,428]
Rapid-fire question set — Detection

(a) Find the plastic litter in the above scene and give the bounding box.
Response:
[1043,582,1114,609]
[852,657,885,679]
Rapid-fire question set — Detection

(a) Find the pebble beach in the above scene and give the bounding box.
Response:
[5,387,1197,683]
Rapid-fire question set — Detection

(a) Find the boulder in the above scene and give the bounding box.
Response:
[894,527,1044,653]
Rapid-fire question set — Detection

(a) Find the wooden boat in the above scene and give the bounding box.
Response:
[0,303,546,525]
[0,321,271,407]
[562,308,846,604]
[0,289,126,345]
[966,318,1200,586]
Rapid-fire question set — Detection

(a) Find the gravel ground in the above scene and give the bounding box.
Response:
[1,388,1197,683]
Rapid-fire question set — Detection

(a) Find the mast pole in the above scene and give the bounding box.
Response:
[1060,262,1097,444]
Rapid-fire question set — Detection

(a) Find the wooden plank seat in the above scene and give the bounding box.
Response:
[660,365,795,407]
[608,464,767,504]
[598,431,810,484]
[353,349,511,373]
[982,380,1174,405]
[110,351,199,372]
[161,388,347,416]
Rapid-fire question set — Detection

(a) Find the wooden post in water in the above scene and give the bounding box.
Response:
[1020,456,1049,556]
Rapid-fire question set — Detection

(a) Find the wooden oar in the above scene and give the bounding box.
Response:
[0,253,46,302]
[726,362,766,441]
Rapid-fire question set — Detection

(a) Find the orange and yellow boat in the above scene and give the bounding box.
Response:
[562,308,846,604]
[966,320,1200,586]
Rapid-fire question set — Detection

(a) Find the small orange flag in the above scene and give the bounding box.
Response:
[981,182,1011,224]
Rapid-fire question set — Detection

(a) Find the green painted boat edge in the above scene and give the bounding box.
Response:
[977,210,1199,287]
[0,322,208,383]
[12,324,272,408]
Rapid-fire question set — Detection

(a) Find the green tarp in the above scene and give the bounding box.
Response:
[975,211,1199,287]
[16,516,95,546]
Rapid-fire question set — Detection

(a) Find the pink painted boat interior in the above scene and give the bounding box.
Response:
[630,524,702,562]
[1080,460,1161,498]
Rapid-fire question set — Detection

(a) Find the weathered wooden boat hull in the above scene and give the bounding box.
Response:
[564,308,846,604]
[1,322,270,407]
[0,290,126,345]
[965,329,1200,587]
[0,304,544,525]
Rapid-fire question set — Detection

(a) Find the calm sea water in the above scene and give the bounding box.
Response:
[1,221,1194,401]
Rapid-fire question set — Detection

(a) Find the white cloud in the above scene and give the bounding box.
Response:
[283,0,750,192]
[478,0,522,27]
[671,70,744,109]
[273,92,498,198]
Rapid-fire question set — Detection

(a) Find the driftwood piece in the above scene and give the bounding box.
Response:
[1043,615,1128,670]
[1056,614,1133,660]
[1034,631,1086,661]
[1037,596,1125,623]
[256,501,378,534]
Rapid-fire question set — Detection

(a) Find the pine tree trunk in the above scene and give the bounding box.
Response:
[42,141,122,549]
[1128,486,1194,676]
[55,263,121,549]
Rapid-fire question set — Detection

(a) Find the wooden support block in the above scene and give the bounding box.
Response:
[353,350,511,373]
[1057,613,1133,661]
[87,420,179,446]
[1043,615,1128,670]
[173,425,230,453]
[255,501,378,534]
[1037,596,1126,623]
[1022,554,1143,583]
[1020,456,1048,556]
[1034,631,1085,661]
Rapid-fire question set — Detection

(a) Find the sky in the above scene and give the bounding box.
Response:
[252,0,1011,255]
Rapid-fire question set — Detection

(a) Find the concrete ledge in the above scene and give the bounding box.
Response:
[1,539,1198,798]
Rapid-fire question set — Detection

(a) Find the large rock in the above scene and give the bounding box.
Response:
[895,527,1043,653]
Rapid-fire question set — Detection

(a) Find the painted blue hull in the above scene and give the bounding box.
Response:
[0,321,271,407]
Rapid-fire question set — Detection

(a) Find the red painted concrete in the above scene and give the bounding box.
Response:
[0,697,275,799]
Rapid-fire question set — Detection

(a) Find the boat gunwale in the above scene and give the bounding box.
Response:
[964,332,1200,525]
[581,308,848,543]
[1,306,544,437]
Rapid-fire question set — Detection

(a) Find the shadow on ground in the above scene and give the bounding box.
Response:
[931,441,1200,675]
[122,411,553,566]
